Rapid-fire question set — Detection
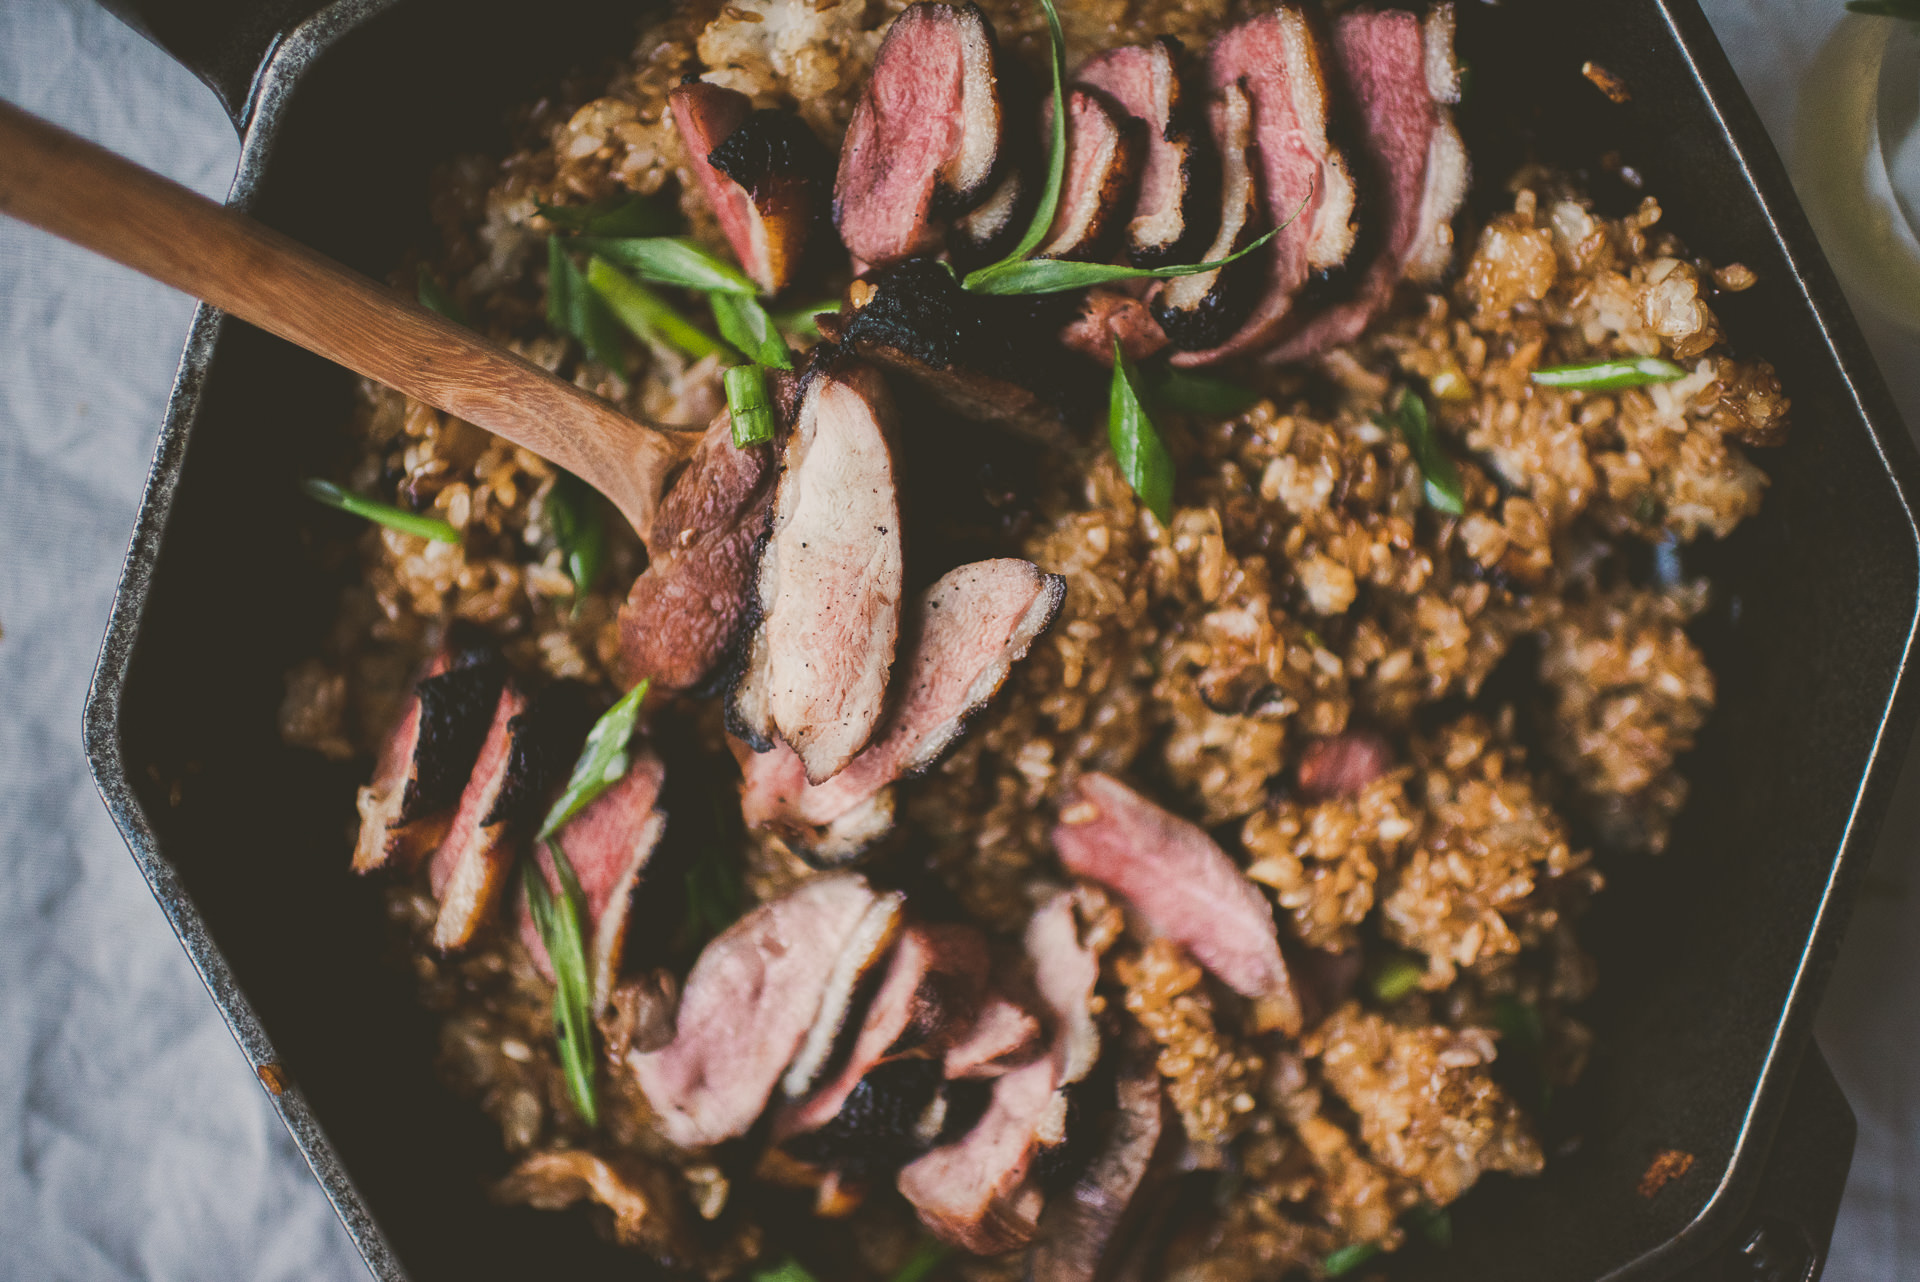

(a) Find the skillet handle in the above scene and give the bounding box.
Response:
[94,0,330,132]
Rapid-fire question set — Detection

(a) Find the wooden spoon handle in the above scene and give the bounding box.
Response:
[0,99,694,537]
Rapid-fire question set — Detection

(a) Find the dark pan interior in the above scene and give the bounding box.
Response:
[99,1,1920,1279]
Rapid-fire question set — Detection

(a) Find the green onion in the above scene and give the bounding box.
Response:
[585,257,726,362]
[538,680,651,843]
[1109,341,1175,525]
[1404,1204,1453,1249]
[1368,953,1425,1004]
[523,850,599,1126]
[415,265,468,326]
[889,1238,950,1282]
[576,235,759,295]
[963,0,1067,285]
[546,471,606,607]
[710,292,795,370]
[547,238,626,371]
[964,220,1284,296]
[770,301,840,340]
[725,364,778,448]
[685,795,744,947]
[1322,1242,1383,1277]
[537,194,677,238]
[1530,355,1688,391]
[1150,368,1261,417]
[1378,388,1465,516]
[300,478,460,544]
[1491,994,1544,1054]
[751,1259,819,1282]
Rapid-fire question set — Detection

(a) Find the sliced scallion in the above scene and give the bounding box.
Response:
[523,850,599,1126]
[585,257,725,362]
[537,193,676,238]
[750,1259,819,1282]
[1378,388,1465,516]
[770,301,839,340]
[888,1238,951,1282]
[300,478,460,544]
[538,680,650,843]
[415,265,468,326]
[1109,341,1175,525]
[710,291,795,370]
[725,364,778,448]
[1405,1204,1453,1249]
[546,471,606,607]
[1322,1242,1383,1277]
[1150,368,1261,417]
[547,238,626,371]
[1369,953,1425,1004]
[1530,355,1688,391]
[576,235,758,296]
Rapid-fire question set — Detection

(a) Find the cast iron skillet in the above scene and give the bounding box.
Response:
[77,0,1920,1279]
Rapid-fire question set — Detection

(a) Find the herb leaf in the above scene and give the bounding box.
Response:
[1368,953,1425,1004]
[1109,341,1175,524]
[547,471,606,605]
[523,851,600,1125]
[301,478,460,544]
[710,292,795,370]
[965,220,1283,296]
[576,236,759,296]
[538,680,651,843]
[1151,368,1260,417]
[770,300,840,340]
[1379,389,1465,516]
[751,1259,819,1282]
[1530,356,1688,391]
[1322,1242,1383,1277]
[1405,1204,1454,1249]
[547,238,627,370]
[537,194,677,238]
[585,257,726,362]
[987,0,1068,271]
[726,364,778,448]
[416,265,468,326]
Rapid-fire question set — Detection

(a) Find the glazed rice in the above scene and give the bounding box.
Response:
[277,0,1789,1276]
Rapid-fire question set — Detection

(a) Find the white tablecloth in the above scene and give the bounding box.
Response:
[0,1,1913,1278]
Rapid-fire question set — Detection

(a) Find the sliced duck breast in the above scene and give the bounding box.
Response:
[1074,38,1215,267]
[835,1,1004,268]
[836,257,1097,439]
[354,656,505,873]
[1053,773,1301,1033]
[1265,4,1469,362]
[777,922,990,1139]
[782,890,907,1098]
[518,748,668,1009]
[1037,88,1143,262]
[428,682,527,951]
[944,990,1045,1080]
[737,558,1066,859]
[618,410,775,693]
[628,872,881,1149]
[1150,80,1265,352]
[1169,7,1360,367]
[896,887,1109,1252]
[1024,1042,1169,1282]
[1059,288,1170,367]
[672,83,833,295]
[729,360,904,783]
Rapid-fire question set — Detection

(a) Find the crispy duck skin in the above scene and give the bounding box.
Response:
[353,653,505,874]
[1074,38,1215,267]
[1266,4,1469,363]
[1036,88,1144,263]
[835,1,1005,269]
[428,682,526,951]
[618,411,775,693]
[707,103,837,295]
[1168,7,1361,367]
[835,257,1097,439]
[736,558,1066,860]
[517,747,668,1009]
[1150,80,1266,352]
[729,359,905,782]
[628,872,882,1149]
[1053,773,1302,1033]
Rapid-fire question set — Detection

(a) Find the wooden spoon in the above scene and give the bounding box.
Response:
[0,99,701,538]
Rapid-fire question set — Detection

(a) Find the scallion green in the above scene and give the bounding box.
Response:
[300,478,460,544]
[538,680,651,843]
[547,238,626,371]
[889,1239,950,1282]
[770,301,839,340]
[961,0,1066,287]
[546,471,606,607]
[751,1259,819,1282]
[1322,1241,1383,1277]
[1369,954,1425,1004]
[1378,388,1465,516]
[1109,341,1175,524]
[710,291,795,370]
[725,364,778,448]
[585,257,726,362]
[415,265,468,326]
[537,193,677,237]
[523,848,599,1125]
[963,221,1284,296]
[1530,355,1688,391]
[1150,368,1261,417]
[576,235,759,296]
